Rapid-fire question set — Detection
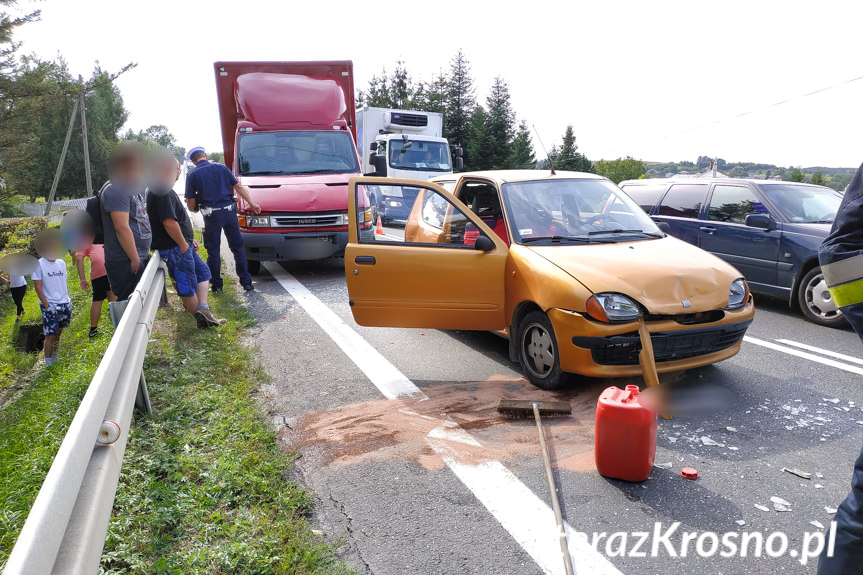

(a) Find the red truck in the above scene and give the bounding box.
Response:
[214,61,373,272]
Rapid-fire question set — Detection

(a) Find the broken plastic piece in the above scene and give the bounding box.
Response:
[735,519,746,526]
[754,504,770,512]
[771,496,792,506]
[700,436,725,447]
[826,506,838,514]
[782,467,812,480]
[811,521,825,529]
[654,462,673,469]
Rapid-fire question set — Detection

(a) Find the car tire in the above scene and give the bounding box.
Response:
[247,260,261,275]
[517,311,567,390]
[797,267,846,328]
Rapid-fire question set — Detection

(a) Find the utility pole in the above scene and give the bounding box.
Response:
[44,99,79,217]
[79,77,93,197]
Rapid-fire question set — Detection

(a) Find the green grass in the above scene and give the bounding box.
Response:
[100,285,353,574]
[0,245,354,574]
[0,253,115,561]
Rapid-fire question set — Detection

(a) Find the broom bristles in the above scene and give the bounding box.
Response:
[497,399,572,419]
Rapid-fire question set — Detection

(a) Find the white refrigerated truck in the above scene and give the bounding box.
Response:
[357,106,462,222]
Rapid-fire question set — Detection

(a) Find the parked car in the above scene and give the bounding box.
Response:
[345,171,755,390]
[618,177,844,327]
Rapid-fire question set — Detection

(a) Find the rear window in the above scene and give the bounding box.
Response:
[658,184,708,219]
[620,184,668,213]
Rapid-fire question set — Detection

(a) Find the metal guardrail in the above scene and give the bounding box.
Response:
[18,199,91,219]
[3,256,167,574]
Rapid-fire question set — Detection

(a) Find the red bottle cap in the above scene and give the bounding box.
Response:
[681,467,698,479]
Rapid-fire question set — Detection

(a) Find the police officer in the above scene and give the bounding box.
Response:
[185,146,261,292]
[817,161,863,574]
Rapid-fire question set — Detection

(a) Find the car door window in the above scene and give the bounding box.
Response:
[657,184,707,218]
[708,185,768,224]
[358,183,479,247]
[620,183,668,213]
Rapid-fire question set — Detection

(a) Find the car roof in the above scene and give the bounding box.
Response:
[443,170,607,185]
[618,177,832,190]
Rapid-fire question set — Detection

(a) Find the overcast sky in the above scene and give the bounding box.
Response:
[11,0,863,168]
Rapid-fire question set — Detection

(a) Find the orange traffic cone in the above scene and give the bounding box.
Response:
[375,215,384,235]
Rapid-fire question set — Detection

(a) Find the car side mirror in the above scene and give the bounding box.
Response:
[369,142,378,151]
[371,155,387,176]
[454,157,464,171]
[655,222,671,234]
[745,214,774,230]
[474,235,495,252]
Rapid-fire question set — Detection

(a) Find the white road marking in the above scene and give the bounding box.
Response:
[744,336,863,376]
[775,339,863,366]
[263,262,623,575]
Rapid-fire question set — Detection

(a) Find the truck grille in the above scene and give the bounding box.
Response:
[572,320,752,366]
[271,212,343,228]
[389,112,428,128]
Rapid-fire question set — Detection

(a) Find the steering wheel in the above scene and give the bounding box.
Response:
[584,214,621,228]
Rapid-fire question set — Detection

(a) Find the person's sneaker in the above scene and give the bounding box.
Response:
[242,283,255,291]
[194,310,211,329]
[88,327,99,338]
[199,308,227,327]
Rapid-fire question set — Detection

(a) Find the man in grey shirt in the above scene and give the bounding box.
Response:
[101,141,152,300]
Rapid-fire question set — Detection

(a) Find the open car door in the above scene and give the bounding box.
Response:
[346,177,509,330]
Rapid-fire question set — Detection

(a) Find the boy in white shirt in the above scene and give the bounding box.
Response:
[32,230,72,367]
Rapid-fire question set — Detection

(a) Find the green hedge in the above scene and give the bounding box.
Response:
[0,217,48,257]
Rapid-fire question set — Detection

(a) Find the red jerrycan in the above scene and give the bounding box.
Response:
[595,385,657,482]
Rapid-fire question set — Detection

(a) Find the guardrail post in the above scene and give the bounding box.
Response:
[109,299,152,415]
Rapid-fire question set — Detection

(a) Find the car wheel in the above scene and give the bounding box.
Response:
[797,267,846,328]
[247,260,261,275]
[518,311,567,390]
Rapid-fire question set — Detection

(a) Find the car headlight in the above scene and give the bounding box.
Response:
[724,278,748,310]
[586,293,641,323]
[355,208,373,229]
[246,215,270,228]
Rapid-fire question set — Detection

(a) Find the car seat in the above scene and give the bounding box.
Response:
[470,188,510,245]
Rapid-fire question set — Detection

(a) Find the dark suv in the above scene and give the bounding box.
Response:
[618,177,844,327]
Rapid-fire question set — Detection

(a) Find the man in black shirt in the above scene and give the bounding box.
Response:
[147,152,224,329]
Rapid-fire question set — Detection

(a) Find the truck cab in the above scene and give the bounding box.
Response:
[357,107,462,222]
[214,61,371,271]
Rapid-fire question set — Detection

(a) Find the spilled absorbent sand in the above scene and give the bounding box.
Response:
[284,377,609,473]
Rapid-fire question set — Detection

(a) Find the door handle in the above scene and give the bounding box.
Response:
[355,256,376,265]
[700,226,716,235]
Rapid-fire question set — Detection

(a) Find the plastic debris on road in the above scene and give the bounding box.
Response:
[700,436,725,447]
[735,519,746,526]
[811,521,825,529]
[754,504,770,512]
[654,462,673,469]
[825,506,838,514]
[782,467,812,479]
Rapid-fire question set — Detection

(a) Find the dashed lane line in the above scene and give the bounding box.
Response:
[263,262,622,575]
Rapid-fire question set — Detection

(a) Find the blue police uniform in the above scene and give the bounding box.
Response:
[185,158,253,290]
[817,161,863,574]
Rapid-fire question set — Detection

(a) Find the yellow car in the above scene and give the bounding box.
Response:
[347,171,755,389]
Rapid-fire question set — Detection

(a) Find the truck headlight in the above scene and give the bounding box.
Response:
[724,278,748,310]
[246,215,270,228]
[586,293,641,323]
[356,208,373,229]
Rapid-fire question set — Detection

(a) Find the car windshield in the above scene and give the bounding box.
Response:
[759,184,843,223]
[237,130,359,176]
[388,140,452,172]
[501,178,662,245]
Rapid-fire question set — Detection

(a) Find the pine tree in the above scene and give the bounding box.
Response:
[389,61,411,109]
[357,70,391,108]
[555,125,592,172]
[445,49,476,152]
[508,120,536,169]
[466,106,490,171]
[483,76,516,169]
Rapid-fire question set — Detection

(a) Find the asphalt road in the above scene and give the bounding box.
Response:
[223,249,862,575]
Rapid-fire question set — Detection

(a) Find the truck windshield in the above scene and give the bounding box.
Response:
[237,130,359,176]
[388,140,452,172]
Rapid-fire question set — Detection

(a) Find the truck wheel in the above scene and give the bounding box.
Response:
[247,260,261,275]
[518,311,567,390]
[797,267,846,328]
